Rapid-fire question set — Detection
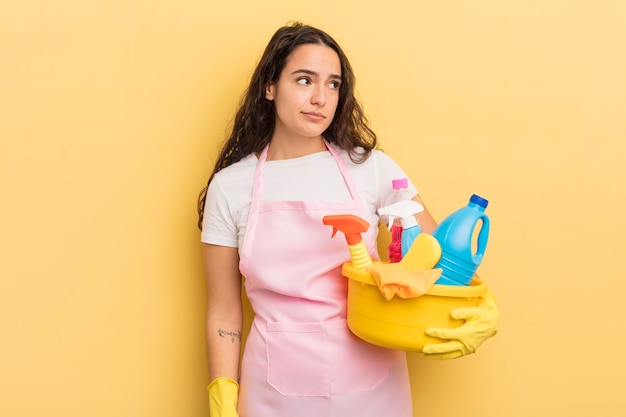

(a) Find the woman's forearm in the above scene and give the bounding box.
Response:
[206,307,242,382]
[203,243,244,382]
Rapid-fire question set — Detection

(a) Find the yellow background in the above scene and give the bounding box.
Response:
[2,1,625,416]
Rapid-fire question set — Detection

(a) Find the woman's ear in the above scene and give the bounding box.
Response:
[265,83,274,101]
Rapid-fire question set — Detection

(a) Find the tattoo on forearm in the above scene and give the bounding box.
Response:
[218,328,241,343]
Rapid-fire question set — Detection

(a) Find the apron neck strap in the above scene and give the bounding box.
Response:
[250,140,366,216]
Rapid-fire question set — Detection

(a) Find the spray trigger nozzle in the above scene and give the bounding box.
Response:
[377,200,424,230]
[322,214,369,245]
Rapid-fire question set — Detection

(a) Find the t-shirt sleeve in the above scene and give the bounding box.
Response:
[200,176,239,247]
[373,150,419,208]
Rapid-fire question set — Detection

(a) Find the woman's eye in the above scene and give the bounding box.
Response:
[329,81,341,89]
[297,77,310,85]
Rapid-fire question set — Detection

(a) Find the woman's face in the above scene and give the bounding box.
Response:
[265,43,341,144]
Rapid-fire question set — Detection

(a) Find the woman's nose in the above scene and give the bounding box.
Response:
[311,84,326,106]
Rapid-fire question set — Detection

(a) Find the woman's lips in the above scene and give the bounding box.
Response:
[303,111,325,121]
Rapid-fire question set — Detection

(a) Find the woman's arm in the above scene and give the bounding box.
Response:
[412,194,438,234]
[203,243,243,382]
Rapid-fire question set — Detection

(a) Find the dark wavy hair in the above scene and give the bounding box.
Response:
[197,22,377,229]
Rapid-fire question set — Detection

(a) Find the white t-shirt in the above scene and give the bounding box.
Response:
[201,144,418,251]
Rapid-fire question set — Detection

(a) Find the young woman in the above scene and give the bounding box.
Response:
[198,22,498,417]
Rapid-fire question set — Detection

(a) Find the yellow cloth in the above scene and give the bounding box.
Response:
[370,262,442,301]
[208,377,239,417]
[422,291,499,360]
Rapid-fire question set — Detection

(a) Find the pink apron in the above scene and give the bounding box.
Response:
[238,142,412,417]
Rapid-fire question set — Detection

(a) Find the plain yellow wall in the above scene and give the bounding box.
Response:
[2,1,625,416]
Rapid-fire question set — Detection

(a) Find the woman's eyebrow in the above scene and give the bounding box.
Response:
[291,69,342,80]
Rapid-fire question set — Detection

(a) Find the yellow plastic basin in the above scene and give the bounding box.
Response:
[342,261,487,352]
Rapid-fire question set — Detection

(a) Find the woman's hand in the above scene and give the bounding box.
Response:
[422,291,499,360]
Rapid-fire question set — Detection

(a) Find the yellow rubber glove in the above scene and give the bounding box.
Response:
[208,377,239,417]
[422,291,499,360]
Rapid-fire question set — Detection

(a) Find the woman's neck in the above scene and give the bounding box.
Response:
[266,136,327,161]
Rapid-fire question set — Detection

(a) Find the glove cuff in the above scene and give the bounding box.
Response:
[480,291,498,309]
[208,377,239,415]
[208,377,239,392]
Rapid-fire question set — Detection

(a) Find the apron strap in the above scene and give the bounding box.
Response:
[252,141,365,209]
[244,140,369,261]
[323,140,367,216]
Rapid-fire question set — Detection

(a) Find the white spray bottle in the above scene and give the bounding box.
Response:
[377,200,424,258]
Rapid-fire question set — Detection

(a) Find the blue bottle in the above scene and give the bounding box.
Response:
[433,194,490,286]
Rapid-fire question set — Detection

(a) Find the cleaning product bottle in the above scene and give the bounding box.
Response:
[388,225,403,263]
[432,194,490,286]
[322,214,372,271]
[377,200,424,258]
[381,178,415,263]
